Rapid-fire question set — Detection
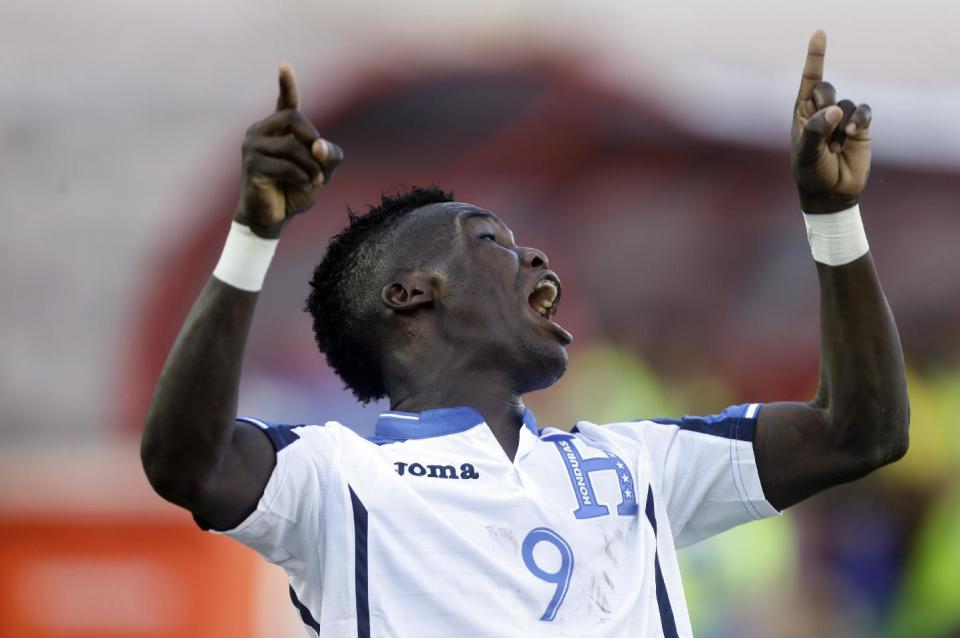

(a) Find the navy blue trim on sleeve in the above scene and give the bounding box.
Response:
[193,417,308,532]
[642,403,761,442]
[236,416,303,451]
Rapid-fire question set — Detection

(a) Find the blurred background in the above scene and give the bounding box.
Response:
[2,0,959,636]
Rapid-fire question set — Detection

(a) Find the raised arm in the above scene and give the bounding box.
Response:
[753,31,909,510]
[140,64,343,530]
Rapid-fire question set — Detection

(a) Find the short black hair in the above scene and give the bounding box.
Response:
[306,185,455,403]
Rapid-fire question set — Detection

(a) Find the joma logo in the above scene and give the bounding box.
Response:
[393,461,480,480]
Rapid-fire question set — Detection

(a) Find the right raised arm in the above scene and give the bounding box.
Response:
[140,64,343,530]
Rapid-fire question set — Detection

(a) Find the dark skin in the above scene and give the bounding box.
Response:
[376,203,572,456]
[141,31,908,531]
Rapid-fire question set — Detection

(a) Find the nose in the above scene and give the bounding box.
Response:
[521,247,549,270]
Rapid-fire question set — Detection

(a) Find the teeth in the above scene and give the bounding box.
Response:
[529,278,559,320]
[535,279,559,303]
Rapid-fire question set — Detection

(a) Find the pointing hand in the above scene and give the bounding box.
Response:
[791,31,872,214]
[234,63,344,238]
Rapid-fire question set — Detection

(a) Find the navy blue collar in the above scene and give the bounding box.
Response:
[374,406,539,442]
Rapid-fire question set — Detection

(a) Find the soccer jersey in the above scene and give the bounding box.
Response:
[207,404,778,637]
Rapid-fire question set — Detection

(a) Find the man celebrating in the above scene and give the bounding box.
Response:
[141,31,908,637]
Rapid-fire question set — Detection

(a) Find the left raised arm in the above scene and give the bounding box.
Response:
[754,30,909,510]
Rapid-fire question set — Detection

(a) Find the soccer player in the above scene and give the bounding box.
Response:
[141,31,908,637]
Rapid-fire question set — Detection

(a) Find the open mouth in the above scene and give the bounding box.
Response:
[527,275,561,320]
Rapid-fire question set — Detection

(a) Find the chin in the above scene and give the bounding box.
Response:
[517,340,568,393]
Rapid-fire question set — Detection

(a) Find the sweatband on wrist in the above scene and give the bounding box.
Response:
[212,222,279,292]
[802,205,869,266]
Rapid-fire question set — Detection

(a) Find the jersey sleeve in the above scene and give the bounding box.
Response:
[199,417,347,573]
[601,403,780,548]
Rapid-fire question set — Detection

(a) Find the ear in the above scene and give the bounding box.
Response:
[381,271,435,312]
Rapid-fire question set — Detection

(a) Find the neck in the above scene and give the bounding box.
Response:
[388,368,526,460]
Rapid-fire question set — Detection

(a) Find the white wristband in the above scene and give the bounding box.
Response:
[212,222,279,292]
[802,205,870,266]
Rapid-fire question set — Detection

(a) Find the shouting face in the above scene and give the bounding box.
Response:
[381,201,572,395]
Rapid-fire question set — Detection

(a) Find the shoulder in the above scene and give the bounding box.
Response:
[576,403,762,444]
[236,416,375,455]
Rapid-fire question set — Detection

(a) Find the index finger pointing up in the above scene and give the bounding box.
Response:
[276,62,299,111]
[798,30,827,102]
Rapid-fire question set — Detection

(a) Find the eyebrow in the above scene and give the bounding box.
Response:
[459,209,498,221]
[459,209,516,244]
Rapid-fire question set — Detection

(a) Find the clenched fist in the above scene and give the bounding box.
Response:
[791,30,872,214]
[234,63,343,238]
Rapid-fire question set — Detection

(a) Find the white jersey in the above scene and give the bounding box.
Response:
[206,404,778,637]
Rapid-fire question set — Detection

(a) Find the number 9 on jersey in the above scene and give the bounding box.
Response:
[521,527,575,621]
